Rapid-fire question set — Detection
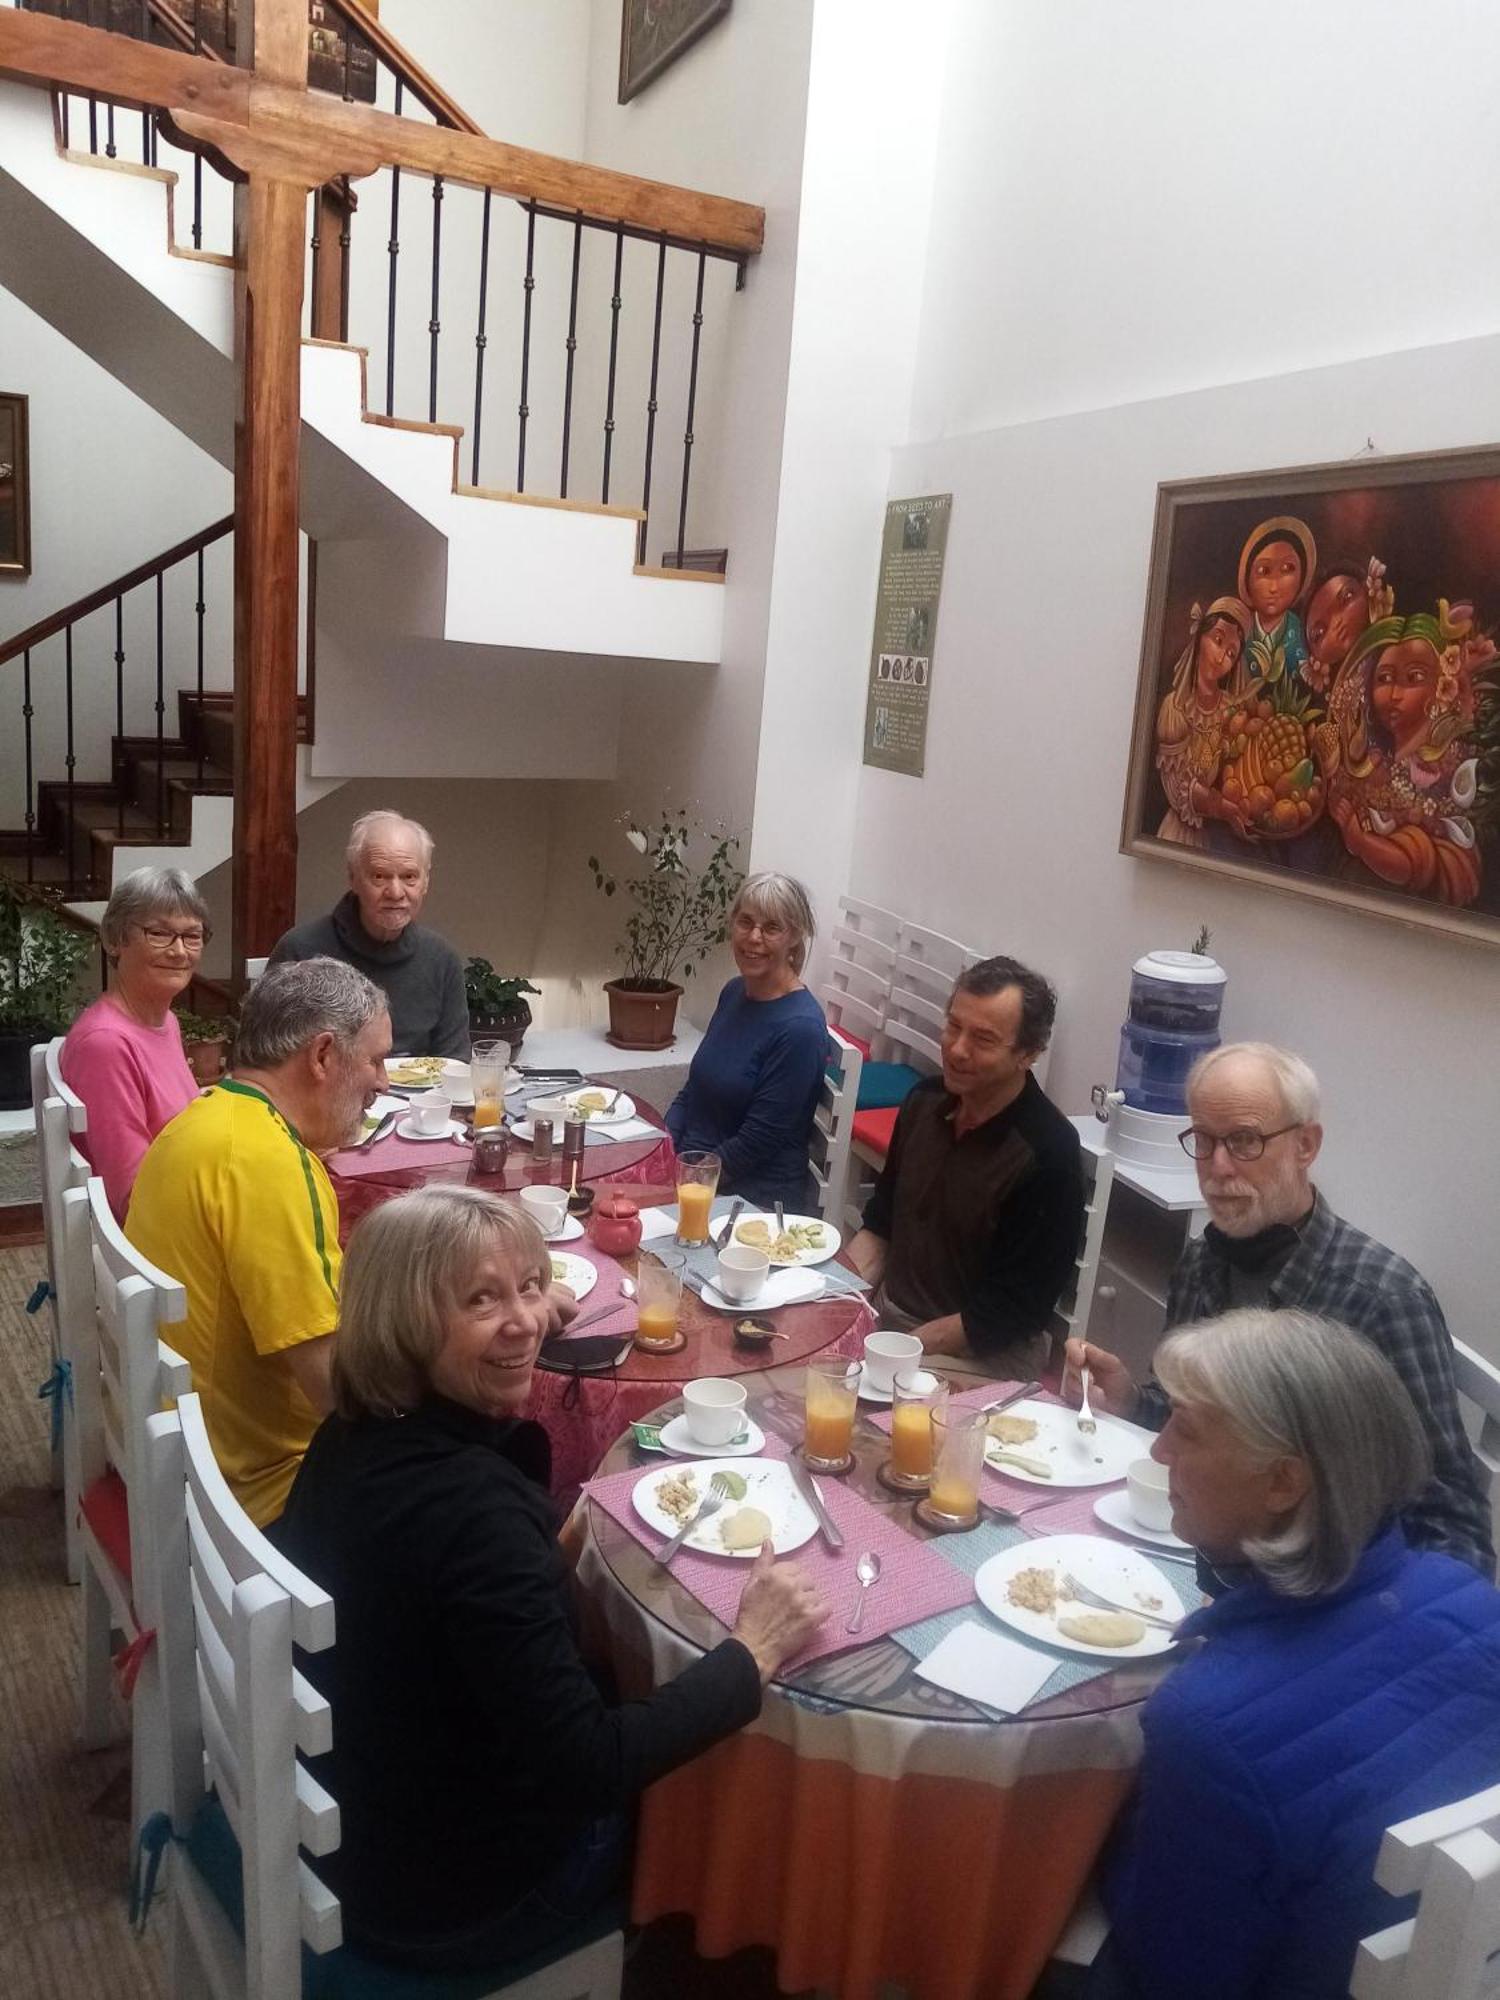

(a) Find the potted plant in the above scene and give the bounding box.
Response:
[464,961,541,1053]
[174,1007,234,1085]
[588,810,743,1050]
[0,879,94,1110]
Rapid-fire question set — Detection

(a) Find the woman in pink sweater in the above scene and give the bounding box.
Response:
[60,867,209,1218]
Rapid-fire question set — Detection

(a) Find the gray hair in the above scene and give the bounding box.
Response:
[731,871,817,974]
[99,867,211,955]
[1155,1308,1429,1597]
[233,957,385,1070]
[346,810,434,872]
[1189,1042,1321,1125]
[333,1187,550,1420]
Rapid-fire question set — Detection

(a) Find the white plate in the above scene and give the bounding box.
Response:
[658,1414,766,1459]
[544,1213,585,1245]
[548,1251,598,1302]
[631,1456,817,1558]
[1093,1487,1190,1550]
[974,1534,1184,1661]
[981,1398,1154,1489]
[855,1363,895,1404]
[698,1268,825,1313]
[518,1089,638,1133]
[395,1115,467,1143]
[386,1057,472,1095]
[727,1211,842,1267]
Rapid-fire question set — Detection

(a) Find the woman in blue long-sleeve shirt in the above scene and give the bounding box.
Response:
[665,873,827,1211]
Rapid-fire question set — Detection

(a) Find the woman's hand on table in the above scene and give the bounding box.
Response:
[543,1283,581,1338]
[1062,1336,1136,1417]
[732,1543,828,1686]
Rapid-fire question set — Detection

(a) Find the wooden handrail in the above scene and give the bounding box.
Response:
[325,0,481,134]
[0,514,233,667]
[0,10,764,257]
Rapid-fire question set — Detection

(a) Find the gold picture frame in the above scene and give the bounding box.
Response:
[1121,445,1500,948]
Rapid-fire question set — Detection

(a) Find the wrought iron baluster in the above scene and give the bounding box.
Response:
[675,249,708,568]
[470,188,492,486]
[427,174,443,423]
[339,202,352,344]
[601,226,624,505]
[195,551,206,787]
[141,108,150,165]
[22,648,34,885]
[310,201,324,328]
[385,79,404,416]
[87,94,97,155]
[559,214,582,498]
[155,573,165,834]
[342,18,353,101]
[105,100,116,160]
[516,201,537,492]
[64,627,76,894]
[192,153,203,251]
[114,597,125,838]
[138,0,148,37]
[638,237,667,566]
[60,92,69,150]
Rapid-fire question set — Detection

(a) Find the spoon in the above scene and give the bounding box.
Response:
[846,1551,882,1633]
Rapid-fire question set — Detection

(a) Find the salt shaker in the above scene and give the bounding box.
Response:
[561,1116,587,1183]
[531,1115,555,1168]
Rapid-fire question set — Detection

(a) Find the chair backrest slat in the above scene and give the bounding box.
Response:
[195,1655,243,1823]
[295,1763,341,1858]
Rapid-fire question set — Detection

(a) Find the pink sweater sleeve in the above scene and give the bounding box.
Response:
[61,1017,196,1220]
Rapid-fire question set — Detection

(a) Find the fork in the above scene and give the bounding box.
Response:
[654,1471,735,1568]
[1061,1570,1178,1633]
[1076,1365,1098,1438]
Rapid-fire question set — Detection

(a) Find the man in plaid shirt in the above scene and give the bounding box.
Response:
[1067,1043,1493,1576]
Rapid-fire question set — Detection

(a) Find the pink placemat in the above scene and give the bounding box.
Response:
[544,1246,638,1345]
[865,1379,1068,1519]
[328,1127,473,1178]
[585,1456,975,1667]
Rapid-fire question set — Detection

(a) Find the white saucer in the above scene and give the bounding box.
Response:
[396,1115,466,1143]
[658,1414,766,1459]
[1093,1486,1190,1549]
[544,1214,585,1244]
[856,1363,896,1403]
[698,1268,825,1313]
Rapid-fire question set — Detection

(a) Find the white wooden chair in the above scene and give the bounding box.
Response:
[148,1393,623,2000]
[1353,1784,1500,1999]
[1453,1338,1500,1552]
[820,900,897,1055]
[72,1175,191,1843]
[244,956,269,984]
[809,1027,864,1232]
[30,1038,92,1578]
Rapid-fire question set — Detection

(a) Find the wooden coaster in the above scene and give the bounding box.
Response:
[914,1497,980,1533]
[877,1461,931,1496]
[634,1330,687,1356]
[799,1448,853,1477]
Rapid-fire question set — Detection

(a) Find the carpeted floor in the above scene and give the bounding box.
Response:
[0,1246,806,2000]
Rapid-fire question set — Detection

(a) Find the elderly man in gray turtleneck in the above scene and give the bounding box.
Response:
[268,810,470,1059]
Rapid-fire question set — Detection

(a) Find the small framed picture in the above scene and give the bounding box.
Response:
[0,393,31,579]
[619,0,730,104]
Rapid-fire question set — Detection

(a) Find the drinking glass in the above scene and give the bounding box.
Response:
[674,1151,721,1246]
[803,1358,860,1473]
[470,1040,511,1130]
[926,1405,987,1525]
[636,1253,684,1349]
[886,1368,945,1490]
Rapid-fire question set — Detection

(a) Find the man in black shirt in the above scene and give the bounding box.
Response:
[847,955,1084,1373]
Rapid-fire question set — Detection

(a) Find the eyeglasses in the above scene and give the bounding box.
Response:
[136,925,209,953]
[732,914,787,941]
[1178,1122,1301,1162]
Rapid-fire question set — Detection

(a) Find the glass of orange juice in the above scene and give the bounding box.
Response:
[923,1405,987,1528]
[674,1151,721,1246]
[803,1358,860,1473]
[470,1041,510,1130]
[635,1254,684,1350]
[883,1368,945,1492]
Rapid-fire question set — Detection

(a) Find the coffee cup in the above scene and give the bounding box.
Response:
[862,1329,923,1393]
[715,1244,770,1304]
[520,1185,568,1238]
[1126,1456,1174,1532]
[410,1091,452,1136]
[682,1377,748,1447]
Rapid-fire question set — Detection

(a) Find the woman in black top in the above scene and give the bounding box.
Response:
[275,1185,825,1974]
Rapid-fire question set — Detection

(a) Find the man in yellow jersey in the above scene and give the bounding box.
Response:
[129,958,391,1527]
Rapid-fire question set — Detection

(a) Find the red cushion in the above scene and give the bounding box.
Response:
[842,1030,873,1060]
[80,1468,132,1583]
[852,1105,898,1159]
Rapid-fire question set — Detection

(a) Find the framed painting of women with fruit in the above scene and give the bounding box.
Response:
[1121,447,1500,947]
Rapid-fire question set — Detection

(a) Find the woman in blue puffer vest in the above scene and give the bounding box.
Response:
[1087,1306,1500,2000]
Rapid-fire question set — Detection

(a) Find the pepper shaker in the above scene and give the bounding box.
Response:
[531,1115,555,1168]
[561,1116,587,1183]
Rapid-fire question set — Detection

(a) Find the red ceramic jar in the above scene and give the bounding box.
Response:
[588,1192,642,1259]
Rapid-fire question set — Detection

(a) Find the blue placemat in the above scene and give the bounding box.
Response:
[889,1513,1206,1711]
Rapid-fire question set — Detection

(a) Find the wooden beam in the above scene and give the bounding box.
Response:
[231,171,305,973]
[244,0,308,88]
[0,8,244,119]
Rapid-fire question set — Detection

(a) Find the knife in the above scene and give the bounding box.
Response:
[977,1378,1041,1415]
[715,1198,745,1249]
[354,1108,400,1151]
[788,1454,844,1551]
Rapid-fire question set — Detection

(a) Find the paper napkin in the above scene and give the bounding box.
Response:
[914,1620,1058,1715]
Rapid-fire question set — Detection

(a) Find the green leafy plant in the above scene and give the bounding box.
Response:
[588,810,743,989]
[1190,924,1212,956]
[464,960,541,1016]
[0,879,94,1036]
[173,1007,233,1047]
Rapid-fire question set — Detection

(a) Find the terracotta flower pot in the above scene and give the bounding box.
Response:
[604,979,682,1051]
[469,1000,532,1055]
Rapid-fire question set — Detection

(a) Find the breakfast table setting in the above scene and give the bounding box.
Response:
[574,1347,1202,2000]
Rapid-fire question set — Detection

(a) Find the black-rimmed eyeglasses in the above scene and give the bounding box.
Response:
[1178,1123,1300,1162]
